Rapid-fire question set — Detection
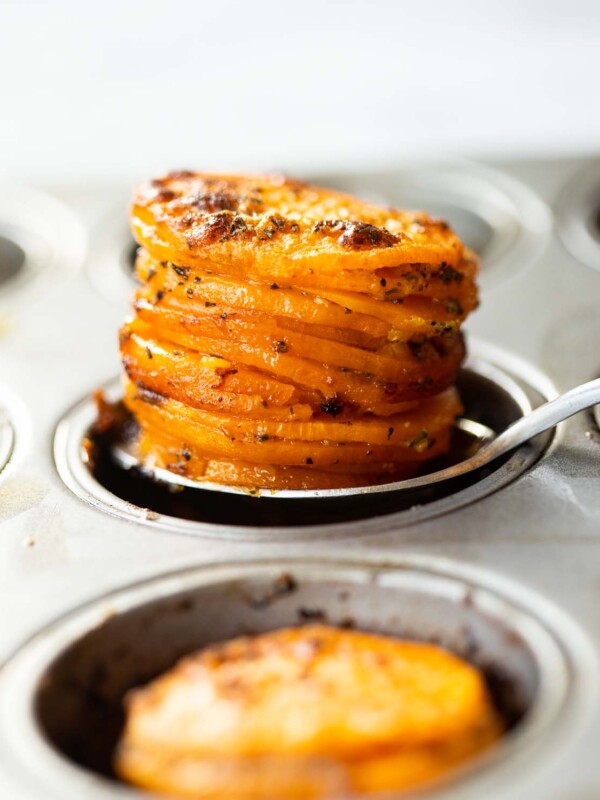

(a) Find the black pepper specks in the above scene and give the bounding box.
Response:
[170,264,189,279]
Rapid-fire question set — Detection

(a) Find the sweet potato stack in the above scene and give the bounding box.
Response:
[120,172,479,490]
[115,625,503,797]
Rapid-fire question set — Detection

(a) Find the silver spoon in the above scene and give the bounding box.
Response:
[111,378,600,499]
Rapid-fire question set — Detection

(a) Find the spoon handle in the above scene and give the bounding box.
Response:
[479,377,600,464]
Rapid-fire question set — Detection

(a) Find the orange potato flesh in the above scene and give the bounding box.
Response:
[124,371,458,488]
[133,448,418,490]
[119,171,478,489]
[121,329,311,414]
[124,377,458,449]
[124,312,465,407]
[126,380,454,468]
[135,250,475,340]
[121,327,426,422]
[124,310,460,393]
[115,626,503,798]
[135,246,479,307]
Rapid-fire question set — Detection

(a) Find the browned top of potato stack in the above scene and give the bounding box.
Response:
[115,625,503,798]
[121,171,478,491]
[132,171,465,275]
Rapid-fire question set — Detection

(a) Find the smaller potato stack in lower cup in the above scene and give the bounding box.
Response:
[120,172,479,490]
[115,626,503,797]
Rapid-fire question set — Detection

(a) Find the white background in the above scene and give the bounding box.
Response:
[1,0,600,182]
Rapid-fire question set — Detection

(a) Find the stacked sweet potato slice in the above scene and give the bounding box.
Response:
[120,172,478,490]
[115,626,502,798]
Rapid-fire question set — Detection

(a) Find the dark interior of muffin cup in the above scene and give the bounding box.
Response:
[586,198,600,243]
[0,230,26,286]
[121,238,139,278]
[33,566,540,786]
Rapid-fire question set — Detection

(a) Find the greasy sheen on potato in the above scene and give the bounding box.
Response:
[115,625,503,798]
[120,172,479,489]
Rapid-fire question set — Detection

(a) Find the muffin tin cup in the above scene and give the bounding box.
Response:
[52,339,556,538]
[0,185,86,302]
[0,384,31,482]
[87,202,136,306]
[556,160,600,272]
[0,554,595,800]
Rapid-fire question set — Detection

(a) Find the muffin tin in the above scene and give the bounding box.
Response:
[2,157,600,799]
[0,556,594,800]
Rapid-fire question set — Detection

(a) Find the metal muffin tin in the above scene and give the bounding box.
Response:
[0,556,594,800]
[2,157,600,799]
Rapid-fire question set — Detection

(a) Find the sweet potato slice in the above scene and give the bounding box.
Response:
[131,172,465,277]
[115,626,502,797]
[124,380,456,469]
